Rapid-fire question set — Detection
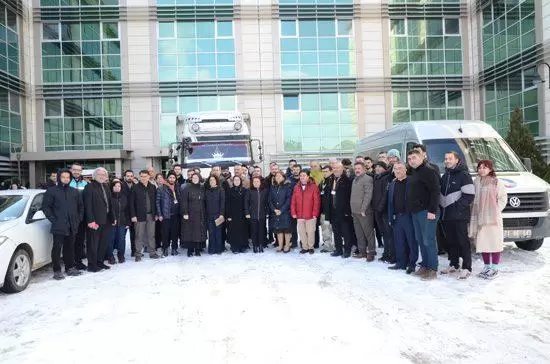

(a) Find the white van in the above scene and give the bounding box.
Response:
[355,120,550,251]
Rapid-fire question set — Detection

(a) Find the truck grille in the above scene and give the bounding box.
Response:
[503,193,548,213]
[503,217,539,229]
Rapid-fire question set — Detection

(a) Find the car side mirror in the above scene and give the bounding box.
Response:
[32,210,46,221]
[523,157,532,172]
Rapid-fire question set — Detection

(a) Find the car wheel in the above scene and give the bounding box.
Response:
[515,239,544,251]
[0,249,32,293]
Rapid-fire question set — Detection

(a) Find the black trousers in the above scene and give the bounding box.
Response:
[250,218,266,248]
[375,211,395,261]
[74,221,86,262]
[155,220,162,249]
[291,218,298,247]
[86,224,111,270]
[52,234,76,272]
[332,216,353,254]
[128,225,136,255]
[161,217,180,250]
[441,220,471,271]
[314,217,320,249]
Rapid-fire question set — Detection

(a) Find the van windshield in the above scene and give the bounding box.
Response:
[422,138,526,173]
[0,195,29,221]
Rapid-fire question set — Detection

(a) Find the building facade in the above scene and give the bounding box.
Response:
[4,0,550,186]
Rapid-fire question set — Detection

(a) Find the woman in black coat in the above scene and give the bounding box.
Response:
[181,173,207,257]
[226,175,250,253]
[107,180,130,264]
[246,176,269,253]
[205,175,225,255]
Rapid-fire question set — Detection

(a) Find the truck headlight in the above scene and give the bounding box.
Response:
[234,122,242,131]
[191,123,200,132]
[0,236,8,246]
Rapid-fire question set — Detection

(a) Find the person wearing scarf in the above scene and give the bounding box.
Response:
[469,160,508,279]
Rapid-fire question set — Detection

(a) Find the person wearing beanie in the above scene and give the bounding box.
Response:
[156,171,182,257]
[42,169,84,280]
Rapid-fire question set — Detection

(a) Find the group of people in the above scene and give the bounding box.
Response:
[41,146,508,281]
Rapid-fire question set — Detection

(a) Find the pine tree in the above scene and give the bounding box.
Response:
[505,107,550,182]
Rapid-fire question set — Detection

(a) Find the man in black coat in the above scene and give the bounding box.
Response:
[43,169,84,280]
[121,169,137,257]
[330,163,354,258]
[319,165,334,253]
[83,167,114,273]
[372,161,394,263]
[439,152,475,278]
[157,171,182,257]
[130,170,158,261]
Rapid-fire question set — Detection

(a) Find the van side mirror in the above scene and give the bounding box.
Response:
[523,157,532,172]
[32,210,46,221]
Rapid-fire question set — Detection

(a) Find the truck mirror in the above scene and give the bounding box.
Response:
[523,157,532,172]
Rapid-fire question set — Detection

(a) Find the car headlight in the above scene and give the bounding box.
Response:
[0,236,8,246]
[191,123,200,132]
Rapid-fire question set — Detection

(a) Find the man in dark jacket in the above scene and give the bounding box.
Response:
[69,162,88,270]
[330,163,354,258]
[439,152,475,278]
[83,167,114,273]
[45,171,57,188]
[130,170,158,261]
[43,169,84,280]
[121,169,137,257]
[287,164,301,248]
[319,165,334,253]
[173,164,186,186]
[156,171,182,257]
[372,161,394,263]
[412,144,441,175]
[407,150,441,280]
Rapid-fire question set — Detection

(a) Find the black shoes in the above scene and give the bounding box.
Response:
[195,250,201,257]
[66,267,82,277]
[309,249,314,254]
[253,246,258,253]
[388,265,403,270]
[342,252,351,259]
[187,249,194,257]
[171,248,179,256]
[406,267,415,275]
[299,249,308,254]
[163,248,169,257]
[75,261,87,270]
[87,267,101,273]
[331,251,343,257]
[53,271,65,280]
[98,262,111,270]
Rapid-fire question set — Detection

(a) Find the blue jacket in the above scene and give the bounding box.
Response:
[268,181,292,230]
[439,163,475,221]
[156,184,182,220]
[388,177,410,225]
[205,186,225,218]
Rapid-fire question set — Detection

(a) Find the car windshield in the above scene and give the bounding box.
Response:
[0,195,29,221]
[423,138,526,173]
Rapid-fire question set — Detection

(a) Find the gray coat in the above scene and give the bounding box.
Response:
[350,173,373,215]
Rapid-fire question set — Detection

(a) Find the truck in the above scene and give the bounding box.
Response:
[355,120,550,251]
[168,111,263,168]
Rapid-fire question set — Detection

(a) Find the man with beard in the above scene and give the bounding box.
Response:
[156,171,182,257]
[287,164,301,248]
[43,169,84,280]
[319,165,334,253]
[130,170,159,261]
[330,163,354,258]
[69,163,88,270]
[173,164,185,186]
[372,161,394,263]
[121,170,137,257]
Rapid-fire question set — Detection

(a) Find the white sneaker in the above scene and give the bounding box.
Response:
[484,269,499,280]
[440,266,458,274]
[477,266,491,278]
[457,269,471,280]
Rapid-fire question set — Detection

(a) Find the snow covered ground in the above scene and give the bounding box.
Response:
[1,240,550,364]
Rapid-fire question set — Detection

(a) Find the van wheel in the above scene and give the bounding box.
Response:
[515,239,544,251]
[0,249,32,293]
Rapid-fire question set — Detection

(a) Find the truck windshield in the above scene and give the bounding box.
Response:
[185,141,251,168]
[423,138,526,173]
[0,195,29,221]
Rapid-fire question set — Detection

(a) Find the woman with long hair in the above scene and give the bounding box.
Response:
[205,175,225,255]
[226,175,250,253]
[181,173,207,257]
[469,160,508,279]
[107,180,130,264]
[269,171,293,253]
[247,176,269,253]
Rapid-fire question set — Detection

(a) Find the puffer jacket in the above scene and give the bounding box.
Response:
[372,170,392,213]
[268,181,292,230]
[111,191,130,226]
[290,179,320,219]
[156,184,182,220]
[439,162,475,221]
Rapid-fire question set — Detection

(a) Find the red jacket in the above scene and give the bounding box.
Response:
[291,180,320,219]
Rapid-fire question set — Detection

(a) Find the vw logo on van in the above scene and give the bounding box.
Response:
[509,196,521,208]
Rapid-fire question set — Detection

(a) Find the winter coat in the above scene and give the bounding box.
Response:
[439,163,475,221]
[350,173,373,215]
[372,170,391,213]
[268,181,293,231]
[408,162,440,214]
[129,182,157,222]
[205,186,225,218]
[246,187,269,220]
[42,171,84,236]
[330,173,352,223]
[83,180,114,225]
[319,175,334,221]
[69,177,88,191]
[226,186,249,249]
[287,176,300,191]
[156,184,182,220]
[471,179,507,253]
[180,182,207,244]
[111,192,130,226]
[121,181,134,201]
[291,180,320,220]
[387,178,410,224]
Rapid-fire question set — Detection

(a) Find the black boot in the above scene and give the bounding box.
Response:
[259,245,264,253]
[253,246,258,253]
[187,249,193,257]
[163,248,169,257]
[195,249,201,257]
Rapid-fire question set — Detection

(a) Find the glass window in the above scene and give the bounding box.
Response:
[196,22,215,38]
[43,23,60,41]
[318,20,336,37]
[337,20,352,36]
[281,20,297,37]
[391,19,406,35]
[444,19,460,35]
[216,21,232,37]
[159,22,175,38]
[299,21,317,37]
[283,95,300,110]
[102,22,118,39]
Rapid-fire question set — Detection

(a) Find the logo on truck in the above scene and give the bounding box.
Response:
[509,196,521,208]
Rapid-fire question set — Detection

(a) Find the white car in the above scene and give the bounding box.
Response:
[0,189,52,293]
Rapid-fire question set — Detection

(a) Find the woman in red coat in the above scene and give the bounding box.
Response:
[291,171,321,254]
